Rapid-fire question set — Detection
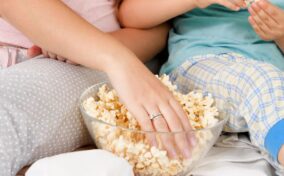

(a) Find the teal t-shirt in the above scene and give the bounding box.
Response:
[161,0,284,74]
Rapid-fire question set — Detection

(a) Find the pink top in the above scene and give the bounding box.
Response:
[0,0,120,48]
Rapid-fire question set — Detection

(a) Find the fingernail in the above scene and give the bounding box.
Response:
[183,149,191,158]
[170,149,179,159]
[152,140,159,148]
[148,134,159,148]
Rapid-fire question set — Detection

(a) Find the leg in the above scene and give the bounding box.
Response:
[169,53,284,167]
[0,58,107,176]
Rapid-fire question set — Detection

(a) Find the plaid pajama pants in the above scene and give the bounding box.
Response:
[168,53,284,164]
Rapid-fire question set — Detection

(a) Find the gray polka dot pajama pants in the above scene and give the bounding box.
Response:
[0,57,107,176]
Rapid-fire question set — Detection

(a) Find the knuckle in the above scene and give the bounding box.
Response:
[168,120,183,132]
[262,17,269,22]
[154,120,169,132]
[175,134,188,145]
[139,117,151,127]
[161,135,175,144]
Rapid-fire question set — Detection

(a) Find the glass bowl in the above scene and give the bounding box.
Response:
[79,82,228,176]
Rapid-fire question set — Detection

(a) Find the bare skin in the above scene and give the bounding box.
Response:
[27,24,170,64]
[0,0,195,159]
[248,0,284,52]
[118,0,246,29]
[117,0,246,159]
[248,1,284,163]
[119,0,284,165]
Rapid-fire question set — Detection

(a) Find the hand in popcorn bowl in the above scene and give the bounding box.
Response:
[79,75,229,176]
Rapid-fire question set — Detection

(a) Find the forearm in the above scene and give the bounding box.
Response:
[110,24,169,63]
[0,0,137,72]
[118,0,196,29]
[275,37,284,54]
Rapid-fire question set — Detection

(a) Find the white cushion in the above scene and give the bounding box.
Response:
[26,150,134,176]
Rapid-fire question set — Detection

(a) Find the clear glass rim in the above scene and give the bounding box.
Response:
[80,109,228,135]
[79,83,229,135]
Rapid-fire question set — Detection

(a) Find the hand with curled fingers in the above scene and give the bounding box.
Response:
[27,45,195,159]
[248,0,284,42]
[194,0,246,11]
[107,58,196,159]
[27,45,78,65]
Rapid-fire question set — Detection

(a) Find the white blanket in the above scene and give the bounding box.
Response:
[191,134,279,176]
[26,134,284,176]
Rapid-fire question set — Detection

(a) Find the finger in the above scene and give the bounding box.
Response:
[248,15,262,34]
[57,55,66,62]
[217,0,240,11]
[42,50,48,58]
[257,0,280,23]
[249,6,271,34]
[159,101,192,158]
[132,105,158,147]
[231,0,246,8]
[169,98,197,147]
[47,52,57,60]
[27,45,42,58]
[249,16,269,40]
[66,59,79,65]
[253,2,278,29]
[146,105,178,158]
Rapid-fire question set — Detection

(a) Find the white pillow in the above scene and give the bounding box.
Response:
[26,150,134,176]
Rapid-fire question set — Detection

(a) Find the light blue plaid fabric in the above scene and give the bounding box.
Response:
[168,53,284,155]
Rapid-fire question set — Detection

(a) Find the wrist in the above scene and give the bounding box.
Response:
[86,33,139,73]
[100,49,142,75]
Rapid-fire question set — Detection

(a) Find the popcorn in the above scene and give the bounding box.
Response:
[83,75,220,176]
[245,0,259,7]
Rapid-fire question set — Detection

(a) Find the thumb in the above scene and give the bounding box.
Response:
[27,45,42,58]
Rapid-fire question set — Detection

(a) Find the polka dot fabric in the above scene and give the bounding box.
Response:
[0,58,108,176]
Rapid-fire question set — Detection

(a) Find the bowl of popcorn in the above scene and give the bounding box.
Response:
[79,75,228,176]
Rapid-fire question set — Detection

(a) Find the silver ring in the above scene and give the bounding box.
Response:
[150,113,163,120]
